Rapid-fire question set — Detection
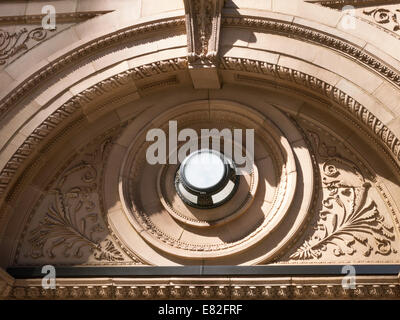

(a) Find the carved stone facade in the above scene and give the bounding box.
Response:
[1,0,400,300]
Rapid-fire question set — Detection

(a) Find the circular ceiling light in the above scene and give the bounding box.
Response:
[175,149,239,208]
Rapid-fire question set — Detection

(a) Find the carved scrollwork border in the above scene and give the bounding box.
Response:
[0,12,111,25]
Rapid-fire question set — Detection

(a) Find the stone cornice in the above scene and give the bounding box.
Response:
[6,276,400,299]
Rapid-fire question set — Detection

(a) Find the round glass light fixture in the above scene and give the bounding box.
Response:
[175,149,239,208]
[181,151,226,191]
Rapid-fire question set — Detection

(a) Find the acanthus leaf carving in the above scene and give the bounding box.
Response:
[22,137,130,264]
[290,132,397,260]
[27,162,123,262]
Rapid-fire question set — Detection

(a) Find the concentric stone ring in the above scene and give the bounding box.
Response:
[107,100,314,262]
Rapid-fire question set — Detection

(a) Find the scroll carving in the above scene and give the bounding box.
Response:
[363,7,400,32]
[0,28,48,65]
[290,132,397,260]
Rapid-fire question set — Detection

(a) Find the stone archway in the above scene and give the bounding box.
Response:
[1,0,400,299]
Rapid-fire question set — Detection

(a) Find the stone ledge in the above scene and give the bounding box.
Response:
[6,275,400,299]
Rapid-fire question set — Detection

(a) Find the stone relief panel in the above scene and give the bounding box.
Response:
[278,118,400,263]
[13,126,146,266]
[184,0,224,88]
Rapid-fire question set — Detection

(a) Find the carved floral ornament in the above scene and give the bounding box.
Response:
[308,0,400,9]
[27,163,124,262]
[0,13,108,66]
[14,131,145,266]
[0,27,49,65]
[289,131,397,260]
